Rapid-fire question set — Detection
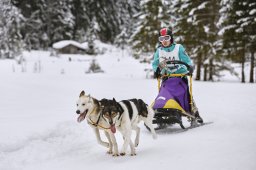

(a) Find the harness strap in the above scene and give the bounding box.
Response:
[95,110,102,125]
[88,117,111,130]
[117,112,123,123]
[86,99,110,130]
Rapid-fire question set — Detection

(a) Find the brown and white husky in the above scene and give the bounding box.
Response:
[76,91,119,156]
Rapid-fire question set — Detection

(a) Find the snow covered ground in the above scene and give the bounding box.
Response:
[0,43,256,170]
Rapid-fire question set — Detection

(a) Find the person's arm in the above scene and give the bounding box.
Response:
[152,48,160,72]
[179,45,192,65]
[152,48,162,78]
[178,45,194,73]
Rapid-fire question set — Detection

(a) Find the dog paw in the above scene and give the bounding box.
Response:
[130,153,137,156]
[112,153,119,157]
[120,152,126,156]
[107,150,113,154]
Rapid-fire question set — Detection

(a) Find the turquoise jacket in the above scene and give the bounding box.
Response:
[152,43,192,74]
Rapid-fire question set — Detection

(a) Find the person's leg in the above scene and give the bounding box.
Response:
[191,99,203,123]
[183,77,203,124]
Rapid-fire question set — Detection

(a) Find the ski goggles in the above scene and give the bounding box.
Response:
[158,35,171,42]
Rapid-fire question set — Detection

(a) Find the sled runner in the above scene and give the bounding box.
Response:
[147,60,200,130]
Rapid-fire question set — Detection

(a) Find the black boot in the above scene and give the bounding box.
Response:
[194,111,203,124]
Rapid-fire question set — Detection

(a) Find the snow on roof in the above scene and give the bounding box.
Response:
[52,40,86,50]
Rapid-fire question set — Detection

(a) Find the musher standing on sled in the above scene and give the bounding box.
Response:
[152,27,203,123]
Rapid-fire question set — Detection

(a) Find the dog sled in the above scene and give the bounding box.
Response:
[146,60,201,131]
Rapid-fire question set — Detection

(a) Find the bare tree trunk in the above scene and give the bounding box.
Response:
[203,64,208,81]
[241,53,245,83]
[195,52,202,80]
[249,51,255,83]
[208,58,213,81]
[72,23,78,40]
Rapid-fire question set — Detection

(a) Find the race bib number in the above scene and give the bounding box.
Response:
[159,49,181,73]
[159,49,179,63]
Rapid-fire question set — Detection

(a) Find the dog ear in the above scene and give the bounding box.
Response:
[88,94,92,102]
[113,98,116,102]
[117,102,124,113]
[98,101,104,109]
[80,91,85,97]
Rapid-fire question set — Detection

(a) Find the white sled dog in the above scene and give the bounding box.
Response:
[76,91,119,156]
[100,98,157,156]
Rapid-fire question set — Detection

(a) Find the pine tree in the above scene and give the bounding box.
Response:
[12,0,41,50]
[173,0,199,78]
[40,0,74,48]
[174,0,209,80]
[130,0,170,55]
[11,0,141,50]
[114,0,140,48]
[241,0,256,83]
[175,0,222,81]
[70,0,89,41]
[234,0,252,83]
[86,0,120,43]
[12,0,75,50]
[0,0,23,58]
[220,0,254,83]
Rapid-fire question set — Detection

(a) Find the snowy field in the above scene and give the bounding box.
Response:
[0,43,256,170]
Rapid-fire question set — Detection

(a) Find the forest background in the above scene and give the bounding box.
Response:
[1,0,255,83]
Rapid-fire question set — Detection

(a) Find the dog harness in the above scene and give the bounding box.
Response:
[87,105,111,130]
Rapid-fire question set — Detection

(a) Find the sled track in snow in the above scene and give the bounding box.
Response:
[154,121,214,134]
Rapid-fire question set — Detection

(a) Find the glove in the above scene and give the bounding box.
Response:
[154,67,161,78]
[188,65,195,74]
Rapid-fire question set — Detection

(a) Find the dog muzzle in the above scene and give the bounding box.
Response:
[77,109,88,123]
